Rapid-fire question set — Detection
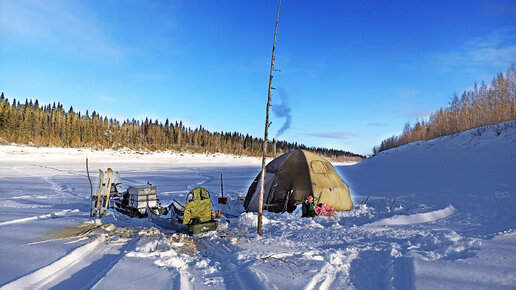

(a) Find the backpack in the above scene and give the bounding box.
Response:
[183,187,212,225]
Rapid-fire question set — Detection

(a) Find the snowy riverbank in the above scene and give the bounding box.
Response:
[0,121,515,289]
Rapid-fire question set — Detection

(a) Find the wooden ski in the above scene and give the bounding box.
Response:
[99,168,114,217]
[92,169,104,217]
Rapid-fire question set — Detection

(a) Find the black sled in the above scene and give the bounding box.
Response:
[147,187,218,235]
[114,185,165,218]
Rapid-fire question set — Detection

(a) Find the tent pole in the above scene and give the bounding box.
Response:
[258,0,281,236]
[273,140,277,159]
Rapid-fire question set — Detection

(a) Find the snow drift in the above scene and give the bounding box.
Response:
[0,121,515,289]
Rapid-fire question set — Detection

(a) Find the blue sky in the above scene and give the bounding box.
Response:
[1,0,515,155]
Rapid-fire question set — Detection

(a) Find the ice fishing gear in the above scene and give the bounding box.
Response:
[218,173,227,204]
[212,209,230,223]
[173,199,185,210]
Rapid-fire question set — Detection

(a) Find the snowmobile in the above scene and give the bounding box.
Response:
[113,184,166,218]
[147,187,224,235]
[89,168,164,218]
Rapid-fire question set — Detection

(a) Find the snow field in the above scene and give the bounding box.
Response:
[0,121,515,289]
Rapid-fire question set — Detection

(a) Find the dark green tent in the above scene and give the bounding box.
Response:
[244,150,353,213]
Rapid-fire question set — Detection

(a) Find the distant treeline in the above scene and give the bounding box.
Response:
[374,65,516,154]
[0,93,364,161]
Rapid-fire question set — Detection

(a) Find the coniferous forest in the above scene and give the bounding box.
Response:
[0,94,364,162]
[374,65,516,154]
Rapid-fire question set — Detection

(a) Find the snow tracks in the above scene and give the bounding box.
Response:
[1,235,137,290]
[368,205,456,226]
[195,237,264,289]
[304,248,359,290]
[0,209,80,227]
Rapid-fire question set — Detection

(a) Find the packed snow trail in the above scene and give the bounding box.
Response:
[1,233,137,290]
[58,236,139,290]
[0,209,80,227]
[368,205,455,226]
[194,236,265,289]
[1,236,105,290]
[304,248,359,290]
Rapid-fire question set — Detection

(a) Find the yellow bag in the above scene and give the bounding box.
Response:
[183,187,212,225]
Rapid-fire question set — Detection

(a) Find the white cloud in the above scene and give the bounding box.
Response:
[0,0,123,61]
[308,131,356,139]
[430,29,516,74]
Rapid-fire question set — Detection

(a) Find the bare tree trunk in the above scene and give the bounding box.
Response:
[86,156,94,217]
[258,0,281,236]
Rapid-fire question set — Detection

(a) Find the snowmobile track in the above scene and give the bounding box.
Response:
[0,209,80,227]
[1,236,138,290]
[186,169,214,191]
[304,248,359,290]
[197,238,263,289]
[84,236,140,290]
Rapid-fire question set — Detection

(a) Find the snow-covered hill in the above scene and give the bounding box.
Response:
[338,121,516,289]
[341,121,516,237]
[0,121,515,289]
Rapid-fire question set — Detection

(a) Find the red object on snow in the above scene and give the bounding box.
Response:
[315,203,335,216]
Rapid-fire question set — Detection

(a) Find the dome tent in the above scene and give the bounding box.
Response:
[244,150,353,213]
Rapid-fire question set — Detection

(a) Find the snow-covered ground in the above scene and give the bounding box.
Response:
[0,121,515,289]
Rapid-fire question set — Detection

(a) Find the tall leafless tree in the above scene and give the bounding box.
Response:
[258,0,281,236]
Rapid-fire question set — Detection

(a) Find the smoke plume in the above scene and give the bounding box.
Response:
[272,89,292,138]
